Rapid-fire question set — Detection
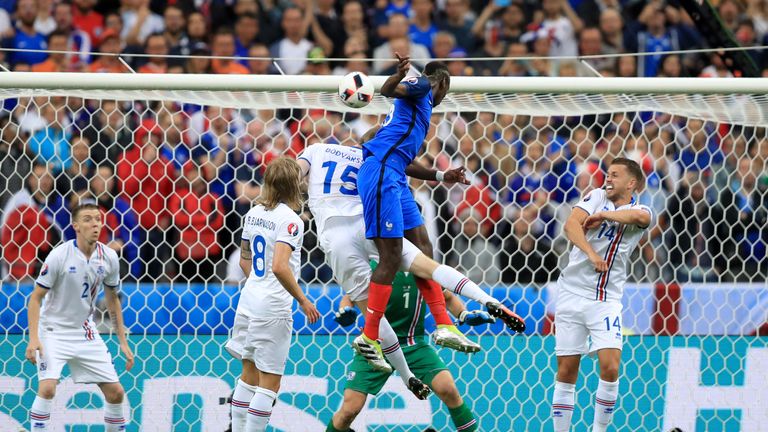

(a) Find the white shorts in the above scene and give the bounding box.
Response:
[225,313,292,375]
[319,216,420,302]
[555,289,623,356]
[37,329,119,384]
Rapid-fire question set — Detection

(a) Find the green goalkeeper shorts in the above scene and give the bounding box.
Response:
[345,342,448,396]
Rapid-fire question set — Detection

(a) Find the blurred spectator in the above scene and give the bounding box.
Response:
[137,32,168,73]
[313,0,344,58]
[734,18,762,68]
[158,109,193,173]
[0,4,11,38]
[577,0,619,28]
[211,28,249,74]
[168,10,204,63]
[340,0,368,52]
[409,0,438,54]
[497,42,530,77]
[628,3,687,77]
[88,28,124,72]
[270,7,313,75]
[431,31,455,61]
[332,51,368,75]
[169,161,224,283]
[715,157,768,280]
[615,54,636,77]
[233,13,259,63]
[197,106,240,204]
[247,43,270,74]
[33,0,56,35]
[91,164,142,280]
[27,103,72,173]
[446,47,469,76]
[473,3,526,71]
[72,0,103,43]
[448,208,501,285]
[438,0,475,52]
[305,46,331,75]
[116,120,175,281]
[56,135,93,194]
[0,116,31,210]
[31,30,71,72]
[599,7,624,53]
[1,163,58,281]
[52,1,91,67]
[657,54,683,77]
[7,0,48,66]
[699,53,735,78]
[537,0,582,58]
[81,100,132,164]
[718,0,741,33]
[578,27,615,76]
[505,138,562,206]
[675,119,724,173]
[499,203,559,285]
[651,172,716,282]
[162,5,185,67]
[749,0,768,41]
[120,0,163,46]
[184,41,212,73]
[373,13,430,74]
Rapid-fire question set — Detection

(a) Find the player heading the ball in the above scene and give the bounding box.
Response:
[551,158,652,432]
[226,157,321,432]
[26,203,134,431]
[354,53,479,367]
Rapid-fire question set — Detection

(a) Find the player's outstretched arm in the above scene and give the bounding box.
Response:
[565,208,608,273]
[105,286,134,371]
[584,209,652,230]
[405,164,470,185]
[379,52,411,98]
[25,285,48,365]
[272,242,321,324]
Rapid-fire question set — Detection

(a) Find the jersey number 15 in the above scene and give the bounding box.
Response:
[322,160,358,195]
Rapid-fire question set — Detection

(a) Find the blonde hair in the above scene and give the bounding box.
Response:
[256,157,303,211]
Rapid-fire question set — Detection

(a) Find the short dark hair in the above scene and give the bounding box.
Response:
[72,203,100,221]
[424,61,448,77]
[611,157,645,184]
[48,30,69,43]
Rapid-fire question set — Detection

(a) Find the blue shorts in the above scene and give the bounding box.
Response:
[358,158,422,238]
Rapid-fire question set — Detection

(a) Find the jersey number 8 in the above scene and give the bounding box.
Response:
[252,235,267,277]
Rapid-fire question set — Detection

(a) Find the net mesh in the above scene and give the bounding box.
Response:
[1,87,767,431]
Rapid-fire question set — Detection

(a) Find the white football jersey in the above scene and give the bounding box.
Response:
[558,188,653,302]
[35,240,120,335]
[238,203,304,319]
[298,143,364,234]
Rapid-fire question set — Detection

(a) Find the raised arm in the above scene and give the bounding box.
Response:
[104,286,135,371]
[564,207,608,272]
[272,242,321,323]
[584,209,652,230]
[380,53,412,98]
[405,164,469,184]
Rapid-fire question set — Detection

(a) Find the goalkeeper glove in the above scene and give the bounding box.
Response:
[458,310,496,326]
[334,306,358,327]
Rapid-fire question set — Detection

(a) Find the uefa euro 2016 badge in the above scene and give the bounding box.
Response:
[97,266,105,275]
[287,223,299,237]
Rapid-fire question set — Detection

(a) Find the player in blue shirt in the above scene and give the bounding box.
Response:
[353,54,480,366]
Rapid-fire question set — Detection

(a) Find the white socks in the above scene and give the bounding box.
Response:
[30,396,52,430]
[432,265,495,305]
[232,379,258,432]
[104,402,126,431]
[245,386,277,432]
[552,381,575,432]
[593,379,618,432]
[379,317,416,385]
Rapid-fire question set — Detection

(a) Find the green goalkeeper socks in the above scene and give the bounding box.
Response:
[449,403,478,431]
[326,419,351,432]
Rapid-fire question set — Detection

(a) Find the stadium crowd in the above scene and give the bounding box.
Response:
[0,0,767,285]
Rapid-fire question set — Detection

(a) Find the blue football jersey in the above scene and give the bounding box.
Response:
[362,76,433,172]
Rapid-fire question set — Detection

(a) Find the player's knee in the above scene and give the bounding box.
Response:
[104,385,125,404]
[337,401,363,425]
[37,383,56,399]
[435,384,462,407]
[600,363,620,382]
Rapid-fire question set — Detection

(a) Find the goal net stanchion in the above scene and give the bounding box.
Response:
[0,73,767,431]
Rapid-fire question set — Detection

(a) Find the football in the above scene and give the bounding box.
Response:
[338,72,374,108]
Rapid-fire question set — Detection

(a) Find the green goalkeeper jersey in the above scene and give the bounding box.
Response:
[380,267,428,346]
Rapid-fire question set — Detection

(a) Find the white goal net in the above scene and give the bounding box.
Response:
[1,74,766,431]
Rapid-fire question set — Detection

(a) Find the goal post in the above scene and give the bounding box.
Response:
[0,73,766,431]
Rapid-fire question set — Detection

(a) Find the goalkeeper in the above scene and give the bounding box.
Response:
[326,264,493,432]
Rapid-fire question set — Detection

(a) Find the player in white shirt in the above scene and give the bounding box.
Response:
[225,157,321,432]
[296,140,526,396]
[550,158,653,432]
[25,203,134,431]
